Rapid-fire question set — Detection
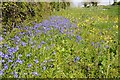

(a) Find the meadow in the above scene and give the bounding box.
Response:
[0,5,119,78]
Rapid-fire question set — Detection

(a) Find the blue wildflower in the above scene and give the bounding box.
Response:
[26,54,30,57]
[12,47,17,53]
[28,64,32,68]
[18,54,22,57]
[0,51,3,56]
[32,72,38,76]
[16,26,20,29]
[24,26,29,30]
[14,41,18,45]
[52,51,56,55]
[8,59,13,62]
[18,54,22,59]
[35,30,40,33]
[16,59,23,64]
[14,35,20,41]
[7,48,13,54]
[0,53,4,58]
[0,45,2,48]
[3,44,9,48]
[42,66,46,71]
[11,63,15,68]
[34,24,40,29]
[34,59,39,64]
[3,32,6,35]
[4,54,9,59]
[37,45,41,49]
[43,60,47,63]
[40,63,43,66]
[76,35,82,41]
[4,64,8,70]
[0,70,3,76]
[74,56,80,62]
[50,64,54,68]
[21,42,26,47]
[0,36,3,41]
[104,45,109,49]
[96,42,100,48]
[19,32,24,35]
[13,71,18,78]
[0,60,5,63]
[91,42,94,46]
[7,47,17,54]
[41,41,45,44]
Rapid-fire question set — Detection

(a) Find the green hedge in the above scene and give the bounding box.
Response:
[2,2,70,32]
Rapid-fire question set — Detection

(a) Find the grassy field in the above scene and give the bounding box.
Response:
[0,6,119,78]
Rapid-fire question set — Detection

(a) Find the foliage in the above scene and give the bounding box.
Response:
[2,2,70,32]
[0,5,118,78]
[82,1,98,7]
[112,1,120,5]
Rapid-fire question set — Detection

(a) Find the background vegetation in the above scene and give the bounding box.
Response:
[0,1,119,78]
[1,2,70,32]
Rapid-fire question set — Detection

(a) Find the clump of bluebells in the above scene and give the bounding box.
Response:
[1,16,82,78]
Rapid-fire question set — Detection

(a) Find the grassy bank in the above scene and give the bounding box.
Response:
[0,6,118,78]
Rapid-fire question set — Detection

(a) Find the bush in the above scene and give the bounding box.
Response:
[2,2,70,33]
[112,1,120,5]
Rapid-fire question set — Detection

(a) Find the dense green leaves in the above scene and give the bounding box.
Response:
[2,2,70,32]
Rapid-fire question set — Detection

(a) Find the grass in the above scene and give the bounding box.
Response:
[0,5,119,78]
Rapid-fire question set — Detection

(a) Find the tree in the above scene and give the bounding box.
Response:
[82,0,99,7]
[114,0,117,2]
[91,0,99,6]
[112,0,118,5]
